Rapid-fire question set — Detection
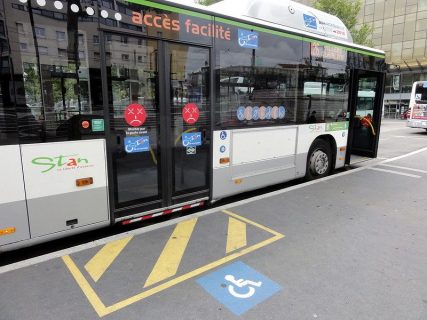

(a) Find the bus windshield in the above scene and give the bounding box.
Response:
[415,83,427,102]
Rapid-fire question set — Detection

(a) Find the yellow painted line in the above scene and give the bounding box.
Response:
[62,255,109,317]
[104,233,284,316]
[222,209,284,237]
[226,217,247,253]
[62,212,285,317]
[144,218,198,288]
[84,236,133,282]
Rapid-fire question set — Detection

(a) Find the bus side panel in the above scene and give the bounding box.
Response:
[295,123,349,174]
[212,127,297,199]
[0,145,30,246]
[20,139,110,238]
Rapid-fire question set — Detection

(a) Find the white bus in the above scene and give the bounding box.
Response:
[407,81,427,130]
[0,0,386,251]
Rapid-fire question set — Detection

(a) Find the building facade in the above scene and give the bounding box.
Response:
[294,0,427,118]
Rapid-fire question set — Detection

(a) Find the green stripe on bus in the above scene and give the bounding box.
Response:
[126,0,385,58]
[325,122,349,132]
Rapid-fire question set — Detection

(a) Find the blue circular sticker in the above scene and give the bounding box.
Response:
[220,145,226,153]
[265,106,272,120]
[220,131,227,140]
[278,106,286,119]
[237,106,245,121]
[252,106,259,120]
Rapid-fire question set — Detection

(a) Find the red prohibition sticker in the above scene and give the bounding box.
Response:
[182,103,200,125]
[125,104,147,127]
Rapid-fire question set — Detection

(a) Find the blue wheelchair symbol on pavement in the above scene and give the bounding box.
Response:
[220,131,227,140]
[237,106,245,121]
[197,261,281,316]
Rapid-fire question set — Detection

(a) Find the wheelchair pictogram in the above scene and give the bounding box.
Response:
[224,274,263,299]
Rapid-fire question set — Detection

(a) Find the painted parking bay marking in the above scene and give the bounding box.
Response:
[197,261,281,316]
[62,210,284,317]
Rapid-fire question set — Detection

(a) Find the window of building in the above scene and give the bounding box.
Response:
[93,35,99,44]
[16,22,24,34]
[58,48,67,57]
[56,31,65,41]
[122,54,129,61]
[38,46,48,55]
[19,43,28,51]
[34,27,46,38]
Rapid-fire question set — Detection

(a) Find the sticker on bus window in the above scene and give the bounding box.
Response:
[259,106,266,120]
[416,94,422,100]
[265,106,272,120]
[252,106,260,120]
[244,106,253,121]
[278,106,286,119]
[124,136,149,153]
[182,132,202,147]
[237,106,246,121]
[183,103,200,125]
[238,29,259,49]
[125,104,146,127]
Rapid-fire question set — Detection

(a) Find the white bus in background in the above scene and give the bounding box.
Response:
[407,81,427,130]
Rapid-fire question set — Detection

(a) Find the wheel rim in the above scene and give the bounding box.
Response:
[309,149,329,175]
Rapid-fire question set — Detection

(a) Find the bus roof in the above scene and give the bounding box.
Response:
[162,0,385,57]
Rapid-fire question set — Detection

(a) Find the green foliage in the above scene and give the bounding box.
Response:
[195,0,220,5]
[314,0,373,46]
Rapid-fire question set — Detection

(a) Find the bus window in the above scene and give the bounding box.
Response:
[414,82,427,102]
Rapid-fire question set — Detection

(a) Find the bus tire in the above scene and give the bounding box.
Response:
[305,139,332,180]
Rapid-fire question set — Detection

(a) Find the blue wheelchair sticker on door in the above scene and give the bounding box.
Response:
[238,29,259,49]
[124,136,150,153]
[182,132,202,147]
[196,261,281,316]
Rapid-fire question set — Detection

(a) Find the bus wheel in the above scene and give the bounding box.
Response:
[306,139,332,180]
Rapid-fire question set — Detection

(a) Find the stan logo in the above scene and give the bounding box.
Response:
[31,155,92,173]
[309,124,323,132]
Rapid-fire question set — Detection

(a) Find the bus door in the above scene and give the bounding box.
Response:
[105,34,211,219]
[346,70,385,163]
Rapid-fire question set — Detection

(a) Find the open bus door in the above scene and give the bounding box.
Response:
[346,69,385,164]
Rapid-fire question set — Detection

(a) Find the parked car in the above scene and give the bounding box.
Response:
[401,109,410,119]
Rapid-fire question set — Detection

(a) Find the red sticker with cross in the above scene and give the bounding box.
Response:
[182,103,200,125]
[125,104,147,127]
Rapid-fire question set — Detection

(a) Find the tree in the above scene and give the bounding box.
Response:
[195,0,220,5]
[314,0,373,46]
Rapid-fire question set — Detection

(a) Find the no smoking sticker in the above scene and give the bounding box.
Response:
[183,103,200,125]
[125,104,147,127]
